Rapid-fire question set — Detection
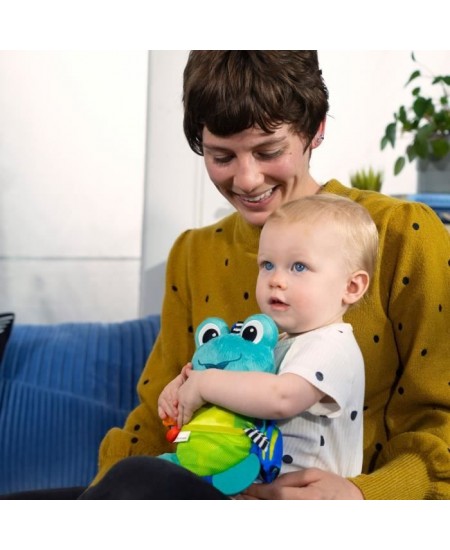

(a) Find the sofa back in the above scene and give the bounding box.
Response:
[0,315,160,495]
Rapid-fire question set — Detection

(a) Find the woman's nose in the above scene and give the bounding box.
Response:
[233,157,264,193]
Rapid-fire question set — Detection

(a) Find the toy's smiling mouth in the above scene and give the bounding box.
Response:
[198,354,242,370]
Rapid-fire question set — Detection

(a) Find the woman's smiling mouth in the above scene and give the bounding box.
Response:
[237,187,277,204]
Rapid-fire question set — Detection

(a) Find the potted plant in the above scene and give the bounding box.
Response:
[350,167,383,192]
[380,52,450,193]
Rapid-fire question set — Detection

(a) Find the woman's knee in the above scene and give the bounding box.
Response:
[79,456,227,499]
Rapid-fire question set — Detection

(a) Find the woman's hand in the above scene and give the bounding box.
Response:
[157,363,193,420]
[239,468,364,500]
[177,370,207,426]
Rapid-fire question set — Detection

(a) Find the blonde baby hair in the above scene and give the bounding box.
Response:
[265,193,379,279]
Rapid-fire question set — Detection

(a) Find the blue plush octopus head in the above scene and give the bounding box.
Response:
[192,314,278,374]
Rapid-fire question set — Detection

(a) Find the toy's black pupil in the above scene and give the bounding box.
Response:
[203,329,219,343]
[242,326,257,342]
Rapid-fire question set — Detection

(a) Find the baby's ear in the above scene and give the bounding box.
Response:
[343,271,370,305]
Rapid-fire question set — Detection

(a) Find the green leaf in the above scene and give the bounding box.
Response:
[417,123,435,141]
[397,106,408,124]
[385,122,397,147]
[394,156,405,175]
[413,96,431,118]
[406,70,421,86]
[433,75,450,85]
[380,135,389,150]
[406,145,417,162]
[412,86,421,97]
[431,138,450,159]
[350,167,383,191]
[414,135,430,158]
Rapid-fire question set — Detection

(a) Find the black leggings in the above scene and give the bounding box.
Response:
[78,456,229,500]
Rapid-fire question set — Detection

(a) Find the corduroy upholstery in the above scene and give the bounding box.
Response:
[0,315,160,495]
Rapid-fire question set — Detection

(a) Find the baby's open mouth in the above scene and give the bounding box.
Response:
[270,297,287,306]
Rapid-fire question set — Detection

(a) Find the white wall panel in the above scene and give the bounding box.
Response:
[0,51,148,323]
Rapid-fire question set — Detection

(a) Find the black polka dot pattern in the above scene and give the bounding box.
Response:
[315,372,324,381]
[402,277,410,285]
[171,285,178,292]
[350,411,358,421]
[373,335,380,343]
[134,424,140,431]
[320,435,325,446]
[412,222,420,230]
[398,387,405,395]
[131,437,138,444]
[243,292,249,300]
[282,454,293,464]
[142,379,149,385]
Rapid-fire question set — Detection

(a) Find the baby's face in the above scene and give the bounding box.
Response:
[256,219,353,335]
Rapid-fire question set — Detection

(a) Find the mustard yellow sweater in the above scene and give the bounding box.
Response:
[94,180,450,499]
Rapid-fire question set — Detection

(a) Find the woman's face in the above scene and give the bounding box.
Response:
[202,124,322,226]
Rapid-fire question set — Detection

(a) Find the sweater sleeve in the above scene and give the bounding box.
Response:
[351,202,450,499]
[91,230,195,485]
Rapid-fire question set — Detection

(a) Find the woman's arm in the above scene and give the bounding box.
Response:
[177,369,325,426]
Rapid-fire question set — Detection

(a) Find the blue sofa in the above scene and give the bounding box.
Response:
[0,315,160,496]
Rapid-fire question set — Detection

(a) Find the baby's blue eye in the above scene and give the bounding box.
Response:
[262,261,274,271]
[293,262,307,273]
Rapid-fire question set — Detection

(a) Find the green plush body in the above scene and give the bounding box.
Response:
[160,314,283,495]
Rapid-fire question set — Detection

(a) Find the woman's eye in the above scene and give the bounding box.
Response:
[293,262,307,273]
[257,149,282,160]
[213,155,233,165]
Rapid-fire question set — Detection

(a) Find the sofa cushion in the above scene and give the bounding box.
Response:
[0,313,15,365]
[0,315,160,495]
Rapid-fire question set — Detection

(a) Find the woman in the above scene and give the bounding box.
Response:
[88,51,450,499]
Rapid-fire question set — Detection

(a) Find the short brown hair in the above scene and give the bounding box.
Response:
[183,51,329,155]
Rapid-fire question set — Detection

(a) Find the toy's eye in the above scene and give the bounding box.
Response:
[240,319,264,344]
[198,322,222,345]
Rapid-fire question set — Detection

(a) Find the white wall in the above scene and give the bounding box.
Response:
[1,51,447,323]
[140,50,450,315]
[0,51,148,323]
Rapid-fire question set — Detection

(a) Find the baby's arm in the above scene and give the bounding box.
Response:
[177,369,325,426]
[157,363,192,420]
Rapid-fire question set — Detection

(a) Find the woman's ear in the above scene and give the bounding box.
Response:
[343,270,370,305]
[311,118,327,150]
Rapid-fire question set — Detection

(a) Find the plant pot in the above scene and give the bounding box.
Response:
[417,153,450,194]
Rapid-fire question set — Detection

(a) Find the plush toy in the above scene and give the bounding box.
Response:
[159,313,283,496]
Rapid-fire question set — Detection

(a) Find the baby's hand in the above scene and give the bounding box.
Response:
[177,370,206,427]
[157,363,193,420]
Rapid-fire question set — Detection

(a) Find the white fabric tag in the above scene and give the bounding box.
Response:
[174,431,191,443]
